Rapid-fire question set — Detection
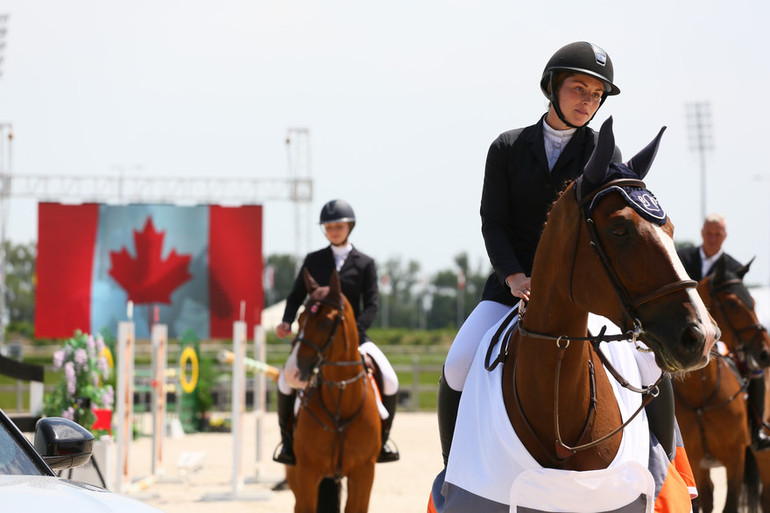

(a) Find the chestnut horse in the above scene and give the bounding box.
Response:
[286,269,381,513]
[674,257,770,513]
[430,117,719,513]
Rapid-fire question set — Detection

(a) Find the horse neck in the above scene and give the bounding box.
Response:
[517,292,593,394]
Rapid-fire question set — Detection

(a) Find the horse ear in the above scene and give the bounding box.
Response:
[712,255,727,282]
[329,270,342,303]
[626,126,666,179]
[583,116,616,184]
[737,256,755,280]
[303,268,319,292]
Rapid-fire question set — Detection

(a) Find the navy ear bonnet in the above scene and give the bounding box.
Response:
[579,116,668,226]
[582,163,668,225]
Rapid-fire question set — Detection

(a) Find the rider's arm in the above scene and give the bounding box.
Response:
[480,133,527,284]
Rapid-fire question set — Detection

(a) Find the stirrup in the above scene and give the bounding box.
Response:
[377,439,400,463]
[273,442,296,465]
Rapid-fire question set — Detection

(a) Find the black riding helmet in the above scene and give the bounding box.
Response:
[540,42,620,129]
[319,199,356,231]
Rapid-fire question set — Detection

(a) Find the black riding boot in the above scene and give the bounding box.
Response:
[437,369,462,466]
[377,394,400,463]
[273,390,296,465]
[748,376,770,452]
[645,374,676,460]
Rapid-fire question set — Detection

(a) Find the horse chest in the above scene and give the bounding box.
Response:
[502,344,622,470]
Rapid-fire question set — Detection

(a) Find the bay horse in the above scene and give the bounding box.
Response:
[674,256,770,513]
[430,117,720,513]
[286,268,381,513]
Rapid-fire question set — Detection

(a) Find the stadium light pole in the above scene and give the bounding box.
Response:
[686,102,714,222]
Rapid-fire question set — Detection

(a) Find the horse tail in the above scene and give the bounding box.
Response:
[744,446,761,513]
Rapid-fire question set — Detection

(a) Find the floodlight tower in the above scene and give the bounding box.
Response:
[686,102,714,222]
[285,128,313,269]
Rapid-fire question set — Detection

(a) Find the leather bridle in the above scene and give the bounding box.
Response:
[572,176,698,333]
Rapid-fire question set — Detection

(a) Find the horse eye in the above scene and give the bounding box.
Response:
[611,226,628,237]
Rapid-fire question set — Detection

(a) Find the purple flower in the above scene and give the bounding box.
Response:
[74,348,88,370]
[52,349,65,370]
[64,362,76,395]
[61,407,75,420]
[101,387,115,409]
[95,334,106,354]
[87,335,96,359]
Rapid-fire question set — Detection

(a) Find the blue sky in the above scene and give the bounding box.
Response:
[1,0,769,292]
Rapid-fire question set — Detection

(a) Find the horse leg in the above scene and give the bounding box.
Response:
[343,463,375,513]
[288,468,322,513]
[695,467,714,513]
[722,449,746,513]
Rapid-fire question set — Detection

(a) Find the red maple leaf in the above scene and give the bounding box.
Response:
[108,217,193,304]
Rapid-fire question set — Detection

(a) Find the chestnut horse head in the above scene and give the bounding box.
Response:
[530,117,719,373]
[698,256,770,369]
[673,256,768,513]
[286,268,380,513]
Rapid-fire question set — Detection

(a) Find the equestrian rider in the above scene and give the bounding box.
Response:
[677,213,770,451]
[438,41,679,464]
[274,199,400,465]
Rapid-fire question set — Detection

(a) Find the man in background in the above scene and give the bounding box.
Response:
[677,213,741,280]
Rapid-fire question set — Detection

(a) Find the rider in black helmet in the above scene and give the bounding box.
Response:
[437,41,679,466]
[274,199,400,466]
[540,41,620,129]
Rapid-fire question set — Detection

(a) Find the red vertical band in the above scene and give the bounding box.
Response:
[35,203,99,338]
[208,205,263,338]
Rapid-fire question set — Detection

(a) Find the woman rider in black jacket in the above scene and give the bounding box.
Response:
[273,199,400,465]
[438,41,680,466]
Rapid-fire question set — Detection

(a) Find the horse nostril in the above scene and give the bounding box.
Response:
[680,323,706,351]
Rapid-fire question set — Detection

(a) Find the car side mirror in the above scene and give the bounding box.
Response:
[33,417,94,470]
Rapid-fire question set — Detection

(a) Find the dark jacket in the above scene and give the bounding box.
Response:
[480,116,622,305]
[676,246,743,281]
[282,246,379,343]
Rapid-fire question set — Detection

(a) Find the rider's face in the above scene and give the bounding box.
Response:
[547,73,605,129]
[701,221,727,257]
[324,222,351,246]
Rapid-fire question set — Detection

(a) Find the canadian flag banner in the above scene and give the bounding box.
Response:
[35,203,263,339]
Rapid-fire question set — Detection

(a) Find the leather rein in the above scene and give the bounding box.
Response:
[493,177,698,462]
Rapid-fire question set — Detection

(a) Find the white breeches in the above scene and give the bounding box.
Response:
[444,300,512,391]
[278,340,399,397]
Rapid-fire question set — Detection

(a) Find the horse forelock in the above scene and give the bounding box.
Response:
[309,286,331,303]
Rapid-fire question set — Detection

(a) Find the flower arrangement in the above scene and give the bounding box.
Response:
[43,331,115,432]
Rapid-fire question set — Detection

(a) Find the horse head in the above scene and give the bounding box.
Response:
[534,117,719,373]
[698,256,770,370]
[294,269,358,382]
